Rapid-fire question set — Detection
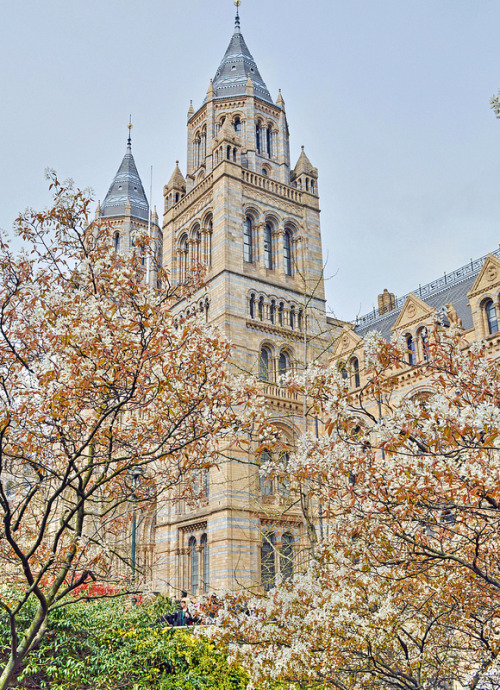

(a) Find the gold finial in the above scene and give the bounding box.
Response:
[234,0,241,29]
[234,0,241,7]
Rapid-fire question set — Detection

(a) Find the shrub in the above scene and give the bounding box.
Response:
[0,596,247,689]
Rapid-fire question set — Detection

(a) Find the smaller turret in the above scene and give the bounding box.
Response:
[164,161,186,210]
[212,117,242,168]
[291,146,318,195]
[276,89,285,109]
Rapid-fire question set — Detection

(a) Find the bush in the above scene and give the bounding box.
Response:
[0,596,248,689]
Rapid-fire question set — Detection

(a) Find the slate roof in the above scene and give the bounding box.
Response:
[210,14,273,104]
[355,248,500,340]
[101,140,149,222]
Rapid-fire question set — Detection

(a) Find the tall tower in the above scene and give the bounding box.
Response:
[156,6,340,595]
[97,126,162,284]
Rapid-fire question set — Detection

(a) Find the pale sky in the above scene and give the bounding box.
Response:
[1,0,499,320]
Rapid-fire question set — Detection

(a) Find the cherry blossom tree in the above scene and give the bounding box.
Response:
[209,325,500,690]
[0,174,265,690]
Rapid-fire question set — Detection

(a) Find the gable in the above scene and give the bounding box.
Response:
[392,293,434,332]
[468,254,500,299]
[332,326,362,358]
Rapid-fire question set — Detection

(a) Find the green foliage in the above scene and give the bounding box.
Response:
[0,596,248,689]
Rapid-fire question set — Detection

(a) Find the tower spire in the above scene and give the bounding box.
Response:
[127,115,133,149]
[234,0,241,32]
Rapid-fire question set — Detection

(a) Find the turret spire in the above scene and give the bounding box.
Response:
[210,2,272,104]
[101,125,149,222]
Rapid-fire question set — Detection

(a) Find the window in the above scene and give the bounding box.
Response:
[234,116,241,134]
[249,294,255,319]
[261,532,275,591]
[270,300,276,324]
[279,351,289,377]
[419,327,430,361]
[201,534,209,593]
[278,302,284,326]
[485,299,499,335]
[264,224,273,269]
[179,234,189,282]
[284,230,292,276]
[256,123,262,154]
[351,357,360,388]
[244,217,253,262]
[289,307,295,330]
[298,309,303,330]
[259,346,271,381]
[280,532,294,580]
[259,450,273,495]
[407,335,416,365]
[277,452,290,496]
[258,296,264,321]
[188,536,198,595]
[267,128,272,157]
[114,233,120,252]
[262,168,268,176]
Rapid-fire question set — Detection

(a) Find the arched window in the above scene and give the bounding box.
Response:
[270,300,276,324]
[289,306,295,330]
[278,302,284,326]
[234,116,241,134]
[258,296,264,321]
[407,335,416,365]
[249,294,255,319]
[283,230,292,276]
[262,168,268,176]
[195,229,201,264]
[280,532,294,580]
[256,123,262,154]
[226,145,231,160]
[259,346,271,381]
[419,327,430,361]
[114,233,120,252]
[261,532,275,591]
[188,536,198,595]
[264,224,273,269]
[244,217,253,262]
[351,357,360,388]
[298,309,303,330]
[267,128,272,157]
[259,450,273,495]
[205,214,213,266]
[485,299,499,335]
[201,534,209,594]
[279,351,289,377]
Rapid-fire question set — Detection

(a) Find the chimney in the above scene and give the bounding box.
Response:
[378,289,396,316]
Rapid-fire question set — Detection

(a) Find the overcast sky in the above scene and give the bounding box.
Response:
[1,0,499,320]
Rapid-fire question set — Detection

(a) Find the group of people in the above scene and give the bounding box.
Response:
[159,591,221,628]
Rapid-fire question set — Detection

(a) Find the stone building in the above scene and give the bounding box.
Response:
[331,249,500,403]
[99,7,343,595]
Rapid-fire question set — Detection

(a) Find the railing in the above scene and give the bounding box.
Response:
[241,170,303,203]
[261,382,299,402]
[356,247,500,329]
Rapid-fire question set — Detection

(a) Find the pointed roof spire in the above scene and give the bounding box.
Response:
[276,89,285,109]
[187,100,194,118]
[101,121,149,222]
[210,1,273,104]
[293,146,318,178]
[167,161,186,191]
